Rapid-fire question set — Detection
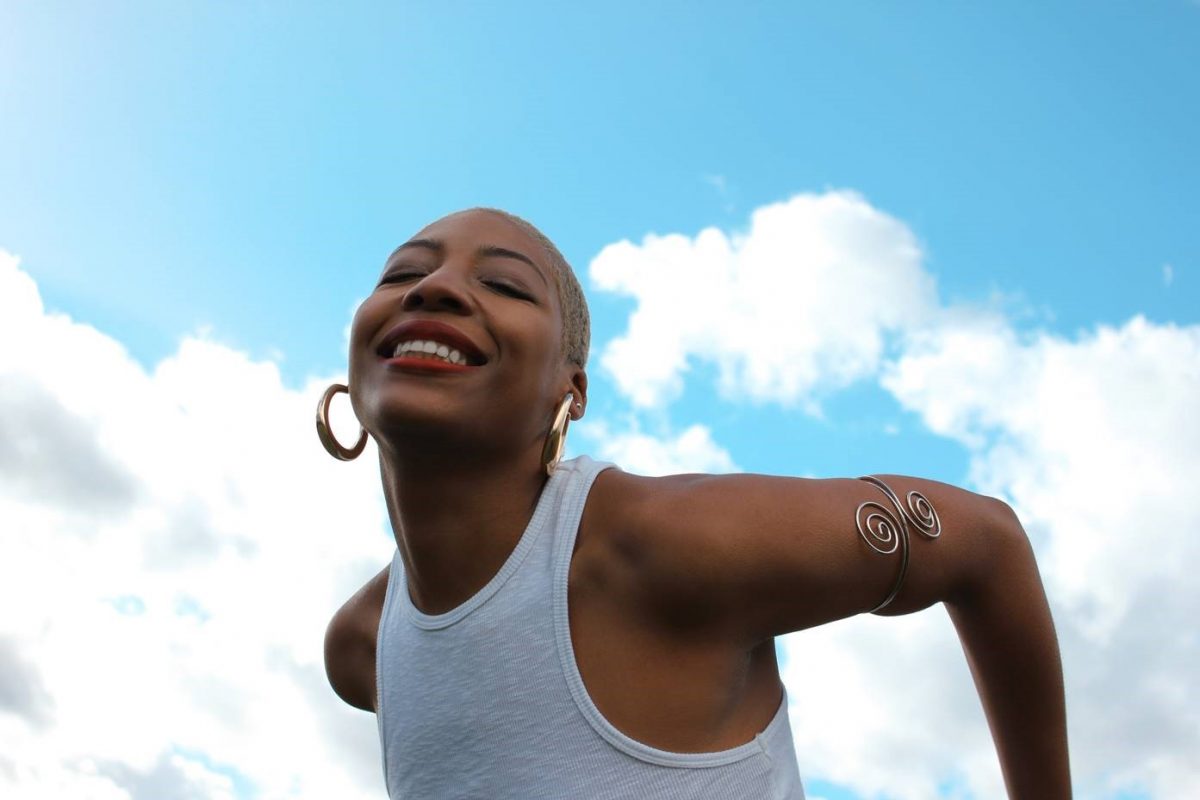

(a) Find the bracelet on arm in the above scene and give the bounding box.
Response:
[854,476,943,613]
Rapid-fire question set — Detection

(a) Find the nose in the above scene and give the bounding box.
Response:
[400,266,472,314]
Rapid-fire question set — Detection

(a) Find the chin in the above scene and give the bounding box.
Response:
[366,397,483,449]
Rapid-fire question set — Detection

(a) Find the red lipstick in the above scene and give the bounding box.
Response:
[376,319,488,366]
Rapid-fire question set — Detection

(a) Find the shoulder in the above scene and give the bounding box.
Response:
[324,564,390,712]
[578,469,785,631]
[580,467,715,565]
[574,469,719,627]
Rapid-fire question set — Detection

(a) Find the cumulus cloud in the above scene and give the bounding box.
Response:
[883,314,1200,797]
[781,613,1001,798]
[96,751,237,800]
[589,190,938,410]
[7,175,1197,800]
[590,192,1198,797]
[0,376,138,517]
[0,637,54,730]
[0,251,389,799]
[577,420,738,476]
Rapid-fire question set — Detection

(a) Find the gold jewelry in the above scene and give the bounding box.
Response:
[316,383,368,461]
[542,392,575,476]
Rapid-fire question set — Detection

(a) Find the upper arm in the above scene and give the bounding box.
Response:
[608,471,1015,645]
[324,564,390,712]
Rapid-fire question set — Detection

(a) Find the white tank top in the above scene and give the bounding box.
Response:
[375,455,805,799]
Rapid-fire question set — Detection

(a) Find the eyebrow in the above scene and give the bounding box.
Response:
[388,238,548,287]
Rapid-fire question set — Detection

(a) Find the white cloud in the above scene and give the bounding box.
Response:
[882,313,1200,797]
[576,419,738,476]
[0,251,390,799]
[8,173,1198,800]
[782,613,1002,799]
[589,190,938,410]
[1162,262,1174,286]
[590,192,1199,797]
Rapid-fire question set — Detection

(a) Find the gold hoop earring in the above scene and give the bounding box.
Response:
[542,392,575,476]
[316,383,368,461]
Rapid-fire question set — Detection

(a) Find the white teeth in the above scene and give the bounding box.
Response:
[390,339,471,366]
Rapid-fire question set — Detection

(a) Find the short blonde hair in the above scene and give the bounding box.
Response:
[465,207,591,368]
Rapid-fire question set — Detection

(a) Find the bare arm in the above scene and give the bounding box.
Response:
[612,470,1070,797]
[945,503,1070,797]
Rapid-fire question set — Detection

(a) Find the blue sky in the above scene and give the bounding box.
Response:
[5,2,1195,368]
[2,3,1198,798]
[4,2,1196,485]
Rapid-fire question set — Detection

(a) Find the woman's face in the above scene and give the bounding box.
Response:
[348,210,583,456]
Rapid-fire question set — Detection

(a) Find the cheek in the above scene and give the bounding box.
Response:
[348,296,385,351]
[504,316,559,367]
[346,298,389,389]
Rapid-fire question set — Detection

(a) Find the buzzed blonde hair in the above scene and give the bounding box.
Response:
[466,207,591,369]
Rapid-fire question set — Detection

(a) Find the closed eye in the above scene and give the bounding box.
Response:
[375,270,534,302]
[377,270,426,287]
[484,280,534,302]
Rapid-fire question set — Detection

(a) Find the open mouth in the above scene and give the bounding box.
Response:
[376,320,489,369]
[387,338,479,366]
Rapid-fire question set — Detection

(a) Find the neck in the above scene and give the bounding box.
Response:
[377,439,550,615]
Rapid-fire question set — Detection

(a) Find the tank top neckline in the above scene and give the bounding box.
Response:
[396,459,576,630]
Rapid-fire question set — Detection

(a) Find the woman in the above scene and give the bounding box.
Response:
[319,208,1070,798]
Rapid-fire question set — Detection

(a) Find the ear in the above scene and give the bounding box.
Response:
[566,368,588,420]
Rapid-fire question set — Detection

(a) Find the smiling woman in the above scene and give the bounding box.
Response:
[317,208,1071,799]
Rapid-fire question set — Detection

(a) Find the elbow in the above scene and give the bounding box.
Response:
[954,495,1037,610]
[987,496,1033,557]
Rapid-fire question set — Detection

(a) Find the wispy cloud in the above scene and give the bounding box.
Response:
[701,173,737,213]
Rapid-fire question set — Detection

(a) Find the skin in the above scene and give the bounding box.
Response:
[325,209,1072,797]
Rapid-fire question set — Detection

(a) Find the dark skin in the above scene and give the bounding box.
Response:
[325,209,1071,797]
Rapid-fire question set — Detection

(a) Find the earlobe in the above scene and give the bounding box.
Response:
[542,391,576,475]
[559,389,584,421]
[568,368,588,420]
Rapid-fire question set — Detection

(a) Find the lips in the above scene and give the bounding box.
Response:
[376,319,489,366]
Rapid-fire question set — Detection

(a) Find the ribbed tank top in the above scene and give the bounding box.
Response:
[375,455,805,799]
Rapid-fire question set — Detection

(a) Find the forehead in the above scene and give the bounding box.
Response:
[390,210,564,320]
[408,210,547,269]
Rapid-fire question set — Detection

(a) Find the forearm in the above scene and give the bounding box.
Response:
[946,512,1071,798]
